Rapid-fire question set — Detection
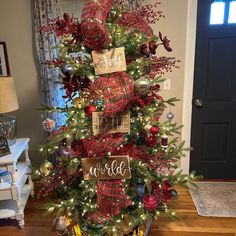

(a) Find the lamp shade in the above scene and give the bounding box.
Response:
[0,76,19,113]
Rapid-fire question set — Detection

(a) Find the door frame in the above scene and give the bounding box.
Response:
[181,0,198,174]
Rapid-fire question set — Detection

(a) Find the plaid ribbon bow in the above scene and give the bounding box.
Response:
[89,180,132,224]
[91,72,135,116]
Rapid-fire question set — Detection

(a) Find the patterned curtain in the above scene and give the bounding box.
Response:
[33,0,65,127]
[116,0,143,9]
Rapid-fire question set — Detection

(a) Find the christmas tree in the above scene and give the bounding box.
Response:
[36,1,198,235]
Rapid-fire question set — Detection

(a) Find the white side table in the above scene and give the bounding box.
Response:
[0,138,34,228]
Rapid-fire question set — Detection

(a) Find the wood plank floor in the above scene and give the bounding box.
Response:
[0,186,236,236]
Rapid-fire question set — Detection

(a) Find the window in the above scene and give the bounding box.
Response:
[210,1,225,25]
[228,1,236,23]
[210,1,236,25]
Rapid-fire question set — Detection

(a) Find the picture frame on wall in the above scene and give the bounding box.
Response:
[0,42,10,76]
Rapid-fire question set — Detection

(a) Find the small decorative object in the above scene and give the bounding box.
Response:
[61,63,75,75]
[136,178,145,201]
[144,124,152,132]
[0,76,19,148]
[65,216,82,236]
[143,193,159,211]
[143,216,153,236]
[172,189,177,198]
[150,126,160,136]
[0,115,17,146]
[0,129,10,157]
[0,42,10,76]
[134,78,151,96]
[92,112,130,134]
[58,147,71,157]
[42,118,56,132]
[55,216,68,235]
[72,97,84,109]
[0,168,9,177]
[146,135,157,147]
[92,47,127,75]
[161,134,168,148]
[93,99,104,107]
[84,104,97,116]
[40,160,53,176]
[82,155,131,180]
[167,111,174,124]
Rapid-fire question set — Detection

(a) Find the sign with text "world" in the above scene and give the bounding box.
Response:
[82,156,131,180]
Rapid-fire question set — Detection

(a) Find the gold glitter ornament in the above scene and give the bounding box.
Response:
[40,160,53,176]
[72,98,84,109]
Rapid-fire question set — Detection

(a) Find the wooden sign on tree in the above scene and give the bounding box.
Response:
[82,155,131,180]
[92,112,130,134]
[92,47,127,75]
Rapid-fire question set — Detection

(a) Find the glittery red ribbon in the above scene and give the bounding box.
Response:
[88,180,132,224]
[82,133,125,158]
[91,72,135,116]
[81,0,114,50]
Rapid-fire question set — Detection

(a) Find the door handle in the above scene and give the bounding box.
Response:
[194,99,203,108]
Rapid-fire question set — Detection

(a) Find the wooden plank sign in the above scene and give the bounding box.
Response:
[82,156,131,180]
[92,112,130,135]
[92,47,127,75]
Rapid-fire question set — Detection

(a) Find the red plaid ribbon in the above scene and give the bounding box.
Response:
[91,72,135,116]
[116,142,151,162]
[89,180,132,224]
[81,0,114,23]
[82,134,125,158]
[81,0,114,50]
[118,11,154,37]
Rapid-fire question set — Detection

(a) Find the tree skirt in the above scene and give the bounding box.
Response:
[189,182,236,217]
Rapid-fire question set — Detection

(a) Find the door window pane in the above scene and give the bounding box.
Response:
[210,1,225,25]
[228,1,236,23]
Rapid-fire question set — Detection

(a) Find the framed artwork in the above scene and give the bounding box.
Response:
[0,42,10,76]
[92,112,130,134]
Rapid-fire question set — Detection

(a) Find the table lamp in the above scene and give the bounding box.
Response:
[0,76,19,156]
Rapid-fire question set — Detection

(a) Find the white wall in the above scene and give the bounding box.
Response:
[0,0,45,166]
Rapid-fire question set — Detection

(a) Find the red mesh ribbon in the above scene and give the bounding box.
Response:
[82,134,125,158]
[116,142,151,162]
[91,72,135,116]
[89,180,132,224]
[81,0,114,50]
[118,11,154,37]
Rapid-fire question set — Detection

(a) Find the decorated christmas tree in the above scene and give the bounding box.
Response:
[36,1,198,235]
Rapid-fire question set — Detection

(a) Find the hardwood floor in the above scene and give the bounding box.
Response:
[0,186,236,236]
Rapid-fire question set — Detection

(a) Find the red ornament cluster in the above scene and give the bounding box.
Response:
[143,193,159,211]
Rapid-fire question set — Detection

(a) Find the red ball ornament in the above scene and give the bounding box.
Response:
[84,105,96,116]
[143,193,159,211]
[146,136,157,147]
[150,126,160,135]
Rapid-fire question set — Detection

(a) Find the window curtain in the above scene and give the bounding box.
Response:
[33,0,65,127]
[117,0,143,9]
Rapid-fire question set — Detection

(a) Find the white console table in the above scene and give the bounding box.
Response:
[0,138,34,228]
